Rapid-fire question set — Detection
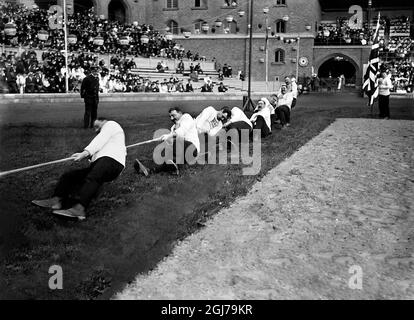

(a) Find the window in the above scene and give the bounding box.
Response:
[167,20,179,34]
[276,20,286,33]
[223,1,237,6]
[193,0,207,9]
[276,0,286,5]
[166,0,178,9]
[275,49,285,63]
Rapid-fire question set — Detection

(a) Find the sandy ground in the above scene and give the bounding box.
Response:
[115,118,414,300]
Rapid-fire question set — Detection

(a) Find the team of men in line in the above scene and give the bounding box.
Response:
[32,78,297,220]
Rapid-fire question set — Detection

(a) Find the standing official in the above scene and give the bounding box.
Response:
[81,66,100,129]
[32,118,126,220]
[378,71,393,119]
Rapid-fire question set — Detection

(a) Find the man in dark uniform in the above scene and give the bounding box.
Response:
[81,66,100,129]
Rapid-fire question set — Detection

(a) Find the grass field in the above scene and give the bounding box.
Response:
[0,94,413,299]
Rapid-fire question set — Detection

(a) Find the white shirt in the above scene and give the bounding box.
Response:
[378,77,393,96]
[195,106,223,136]
[230,107,252,128]
[84,121,126,167]
[250,107,271,132]
[291,81,298,99]
[171,113,200,152]
[277,92,294,109]
[260,97,275,115]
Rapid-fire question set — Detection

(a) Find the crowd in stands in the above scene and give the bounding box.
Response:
[0,2,206,61]
[315,18,373,46]
[315,16,413,54]
[0,1,223,94]
[381,59,414,93]
[0,47,230,94]
[0,48,111,93]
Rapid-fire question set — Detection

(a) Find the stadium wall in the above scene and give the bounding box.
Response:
[146,0,321,81]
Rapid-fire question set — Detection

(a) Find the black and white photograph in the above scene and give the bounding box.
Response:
[0,0,413,307]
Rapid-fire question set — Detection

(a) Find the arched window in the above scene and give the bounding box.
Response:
[108,0,126,24]
[167,20,179,34]
[275,20,286,33]
[275,49,285,63]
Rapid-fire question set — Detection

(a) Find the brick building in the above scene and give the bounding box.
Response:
[18,0,414,87]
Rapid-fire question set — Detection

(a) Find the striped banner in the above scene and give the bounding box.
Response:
[363,13,381,106]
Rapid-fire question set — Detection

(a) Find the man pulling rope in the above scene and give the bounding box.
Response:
[31,117,126,220]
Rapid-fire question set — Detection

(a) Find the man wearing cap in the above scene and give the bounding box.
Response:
[81,66,100,129]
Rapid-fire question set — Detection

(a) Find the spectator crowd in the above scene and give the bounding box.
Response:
[1,2,412,94]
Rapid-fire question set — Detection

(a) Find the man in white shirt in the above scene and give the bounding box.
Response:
[32,118,126,220]
[250,99,272,139]
[378,71,393,119]
[222,106,252,145]
[135,107,200,176]
[195,106,231,151]
[275,84,293,129]
[223,106,252,132]
[195,106,230,137]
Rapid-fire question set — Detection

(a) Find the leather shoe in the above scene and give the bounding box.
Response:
[53,204,86,220]
[32,197,62,210]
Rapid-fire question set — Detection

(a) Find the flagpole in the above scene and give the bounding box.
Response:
[63,0,69,93]
[243,0,254,112]
[373,12,380,117]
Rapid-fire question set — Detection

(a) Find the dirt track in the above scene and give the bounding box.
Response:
[116,118,414,299]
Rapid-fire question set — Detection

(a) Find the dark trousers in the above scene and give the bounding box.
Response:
[252,115,271,137]
[275,105,291,126]
[227,121,252,143]
[291,98,297,109]
[378,95,390,118]
[53,157,123,208]
[7,81,18,93]
[227,121,252,132]
[152,138,198,173]
[84,97,99,128]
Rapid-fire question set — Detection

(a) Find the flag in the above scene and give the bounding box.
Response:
[363,13,381,106]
